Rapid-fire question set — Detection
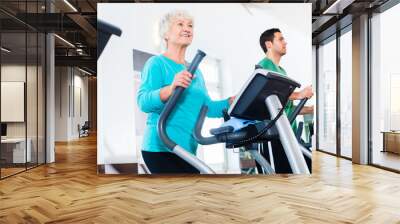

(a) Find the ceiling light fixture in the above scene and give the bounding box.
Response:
[54,34,75,48]
[1,47,11,53]
[63,0,78,12]
[323,0,354,15]
[78,67,92,76]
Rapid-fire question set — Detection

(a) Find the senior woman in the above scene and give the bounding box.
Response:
[137,10,234,174]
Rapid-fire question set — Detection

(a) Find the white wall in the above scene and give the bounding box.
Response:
[1,74,24,123]
[55,67,89,141]
[55,67,69,141]
[99,3,312,95]
[1,65,36,138]
[97,3,312,166]
[1,64,46,163]
[72,72,89,138]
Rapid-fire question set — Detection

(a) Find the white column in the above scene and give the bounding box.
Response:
[352,14,369,164]
[45,0,55,163]
[46,32,55,163]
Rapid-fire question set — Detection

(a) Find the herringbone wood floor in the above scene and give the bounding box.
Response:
[1,135,400,223]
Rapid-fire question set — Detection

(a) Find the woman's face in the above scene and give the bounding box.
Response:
[165,17,193,47]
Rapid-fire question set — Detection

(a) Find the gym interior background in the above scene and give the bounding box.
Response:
[97,3,312,174]
[1,0,400,222]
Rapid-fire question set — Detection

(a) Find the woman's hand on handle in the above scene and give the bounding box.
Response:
[160,70,194,102]
[228,96,236,105]
[171,70,194,90]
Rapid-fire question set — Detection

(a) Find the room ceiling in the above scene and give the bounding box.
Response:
[0,0,392,75]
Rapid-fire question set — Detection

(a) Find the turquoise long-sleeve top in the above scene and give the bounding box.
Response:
[137,54,230,155]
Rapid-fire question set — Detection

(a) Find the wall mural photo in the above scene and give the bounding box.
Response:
[97,3,314,175]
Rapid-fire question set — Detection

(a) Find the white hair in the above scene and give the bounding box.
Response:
[159,10,194,49]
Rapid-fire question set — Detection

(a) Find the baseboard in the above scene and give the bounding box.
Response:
[97,163,138,175]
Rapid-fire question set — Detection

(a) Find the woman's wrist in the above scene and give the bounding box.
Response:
[228,96,236,105]
[160,85,174,102]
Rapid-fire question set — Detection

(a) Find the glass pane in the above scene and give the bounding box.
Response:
[39,1,46,14]
[27,0,39,13]
[27,31,38,169]
[0,1,26,13]
[340,30,352,158]
[318,38,337,154]
[371,3,400,171]
[0,1,27,33]
[1,31,27,177]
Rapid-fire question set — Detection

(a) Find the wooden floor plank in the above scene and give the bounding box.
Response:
[0,134,400,223]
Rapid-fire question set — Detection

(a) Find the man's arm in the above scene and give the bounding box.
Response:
[289,85,314,100]
[299,105,314,115]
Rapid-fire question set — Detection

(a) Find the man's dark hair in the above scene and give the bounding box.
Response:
[259,28,281,53]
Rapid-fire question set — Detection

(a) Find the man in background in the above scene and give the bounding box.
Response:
[257,28,314,173]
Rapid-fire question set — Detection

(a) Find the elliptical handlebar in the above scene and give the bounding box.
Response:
[157,50,207,150]
[288,98,308,124]
[193,105,220,145]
